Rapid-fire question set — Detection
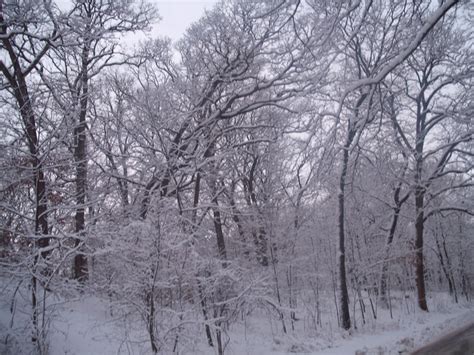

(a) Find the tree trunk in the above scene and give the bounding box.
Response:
[212,204,227,262]
[336,91,368,330]
[193,173,214,347]
[414,90,428,311]
[243,157,269,266]
[229,183,249,257]
[434,222,458,303]
[73,40,91,282]
[414,184,428,311]
[5,63,49,254]
[0,33,50,347]
[380,182,407,307]
[381,97,409,308]
[146,290,158,353]
[435,232,454,296]
[338,137,352,330]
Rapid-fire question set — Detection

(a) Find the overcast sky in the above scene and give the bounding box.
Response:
[150,0,218,41]
[54,0,219,43]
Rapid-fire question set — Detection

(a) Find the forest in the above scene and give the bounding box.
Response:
[0,0,473,354]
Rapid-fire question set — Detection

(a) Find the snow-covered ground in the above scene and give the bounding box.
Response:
[313,307,474,355]
[1,278,472,355]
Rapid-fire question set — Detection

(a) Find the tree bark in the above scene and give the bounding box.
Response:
[0,11,51,345]
[73,28,91,282]
[0,44,49,254]
[338,135,352,330]
[380,180,409,307]
[336,90,368,330]
[434,229,455,299]
[414,185,428,311]
[381,95,410,307]
[193,173,214,347]
[413,82,428,311]
[244,157,269,266]
[212,202,227,262]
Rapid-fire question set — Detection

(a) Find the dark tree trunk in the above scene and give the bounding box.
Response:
[379,204,400,306]
[243,157,269,266]
[205,141,227,263]
[381,96,410,308]
[192,173,201,225]
[414,88,428,311]
[434,232,454,296]
[104,150,129,207]
[212,204,227,262]
[380,179,409,308]
[0,20,51,346]
[256,226,269,267]
[198,280,214,347]
[229,183,249,257]
[140,120,190,219]
[141,172,172,219]
[336,91,368,330]
[414,183,428,311]
[73,39,91,282]
[146,290,158,353]
[338,137,352,330]
[193,173,214,347]
[442,235,458,303]
[1,57,49,253]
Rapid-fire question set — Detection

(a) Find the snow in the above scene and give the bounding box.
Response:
[1,276,473,354]
[313,309,474,355]
[49,297,121,355]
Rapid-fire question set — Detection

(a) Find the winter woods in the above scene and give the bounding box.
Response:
[0,0,473,354]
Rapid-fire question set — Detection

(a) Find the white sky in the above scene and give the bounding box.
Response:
[55,0,218,43]
[152,0,218,41]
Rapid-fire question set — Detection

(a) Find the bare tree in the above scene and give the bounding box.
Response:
[389,12,473,310]
[0,0,62,347]
[318,0,462,328]
[41,0,156,281]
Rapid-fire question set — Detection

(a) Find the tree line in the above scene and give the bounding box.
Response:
[0,0,472,353]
